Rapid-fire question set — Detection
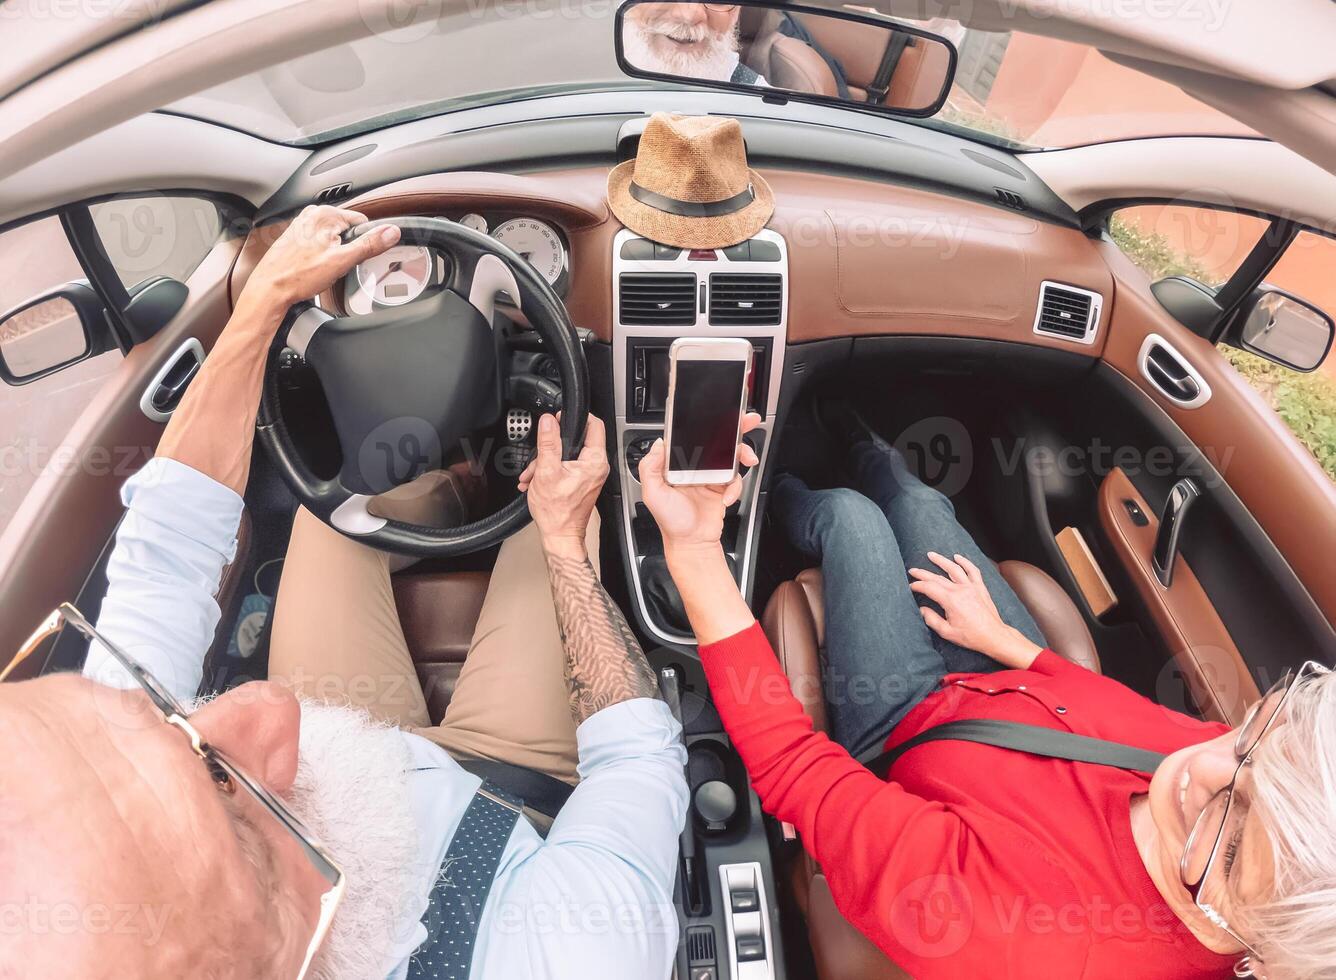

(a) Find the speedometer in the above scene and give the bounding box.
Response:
[492,218,566,287]
[353,245,433,310]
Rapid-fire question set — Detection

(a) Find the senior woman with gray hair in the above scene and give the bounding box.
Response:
[637,412,1336,979]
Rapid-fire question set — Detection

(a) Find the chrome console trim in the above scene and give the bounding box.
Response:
[612,227,788,647]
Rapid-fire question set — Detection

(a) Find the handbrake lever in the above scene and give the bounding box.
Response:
[659,666,707,917]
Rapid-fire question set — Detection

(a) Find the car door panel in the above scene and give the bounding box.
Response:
[1098,465,1259,724]
[1096,239,1336,623]
[0,236,241,667]
[1025,239,1336,722]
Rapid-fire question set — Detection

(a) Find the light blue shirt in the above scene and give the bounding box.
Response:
[84,457,689,978]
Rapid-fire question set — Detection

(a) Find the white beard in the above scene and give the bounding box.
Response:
[624,17,740,82]
[286,701,420,980]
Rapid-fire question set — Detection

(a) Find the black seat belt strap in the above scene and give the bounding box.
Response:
[867,31,912,105]
[861,719,1168,778]
[458,759,573,819]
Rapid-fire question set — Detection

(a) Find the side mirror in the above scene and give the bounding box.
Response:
[616,1,957,118]
[1225,286,1335,373]
[0,282,105,386]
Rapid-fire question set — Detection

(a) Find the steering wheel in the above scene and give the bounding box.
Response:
[257,216,588,557]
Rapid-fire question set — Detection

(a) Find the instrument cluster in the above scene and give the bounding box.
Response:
[342,213,569,315]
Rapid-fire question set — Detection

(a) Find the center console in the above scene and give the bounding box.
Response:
[614,227,790,979]
[612,227,789,647]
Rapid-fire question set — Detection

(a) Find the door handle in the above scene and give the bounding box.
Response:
[140,337,204,422]
[1145,350,1200,402]
[1152,478,1202,588]
[1137,334,1212,408]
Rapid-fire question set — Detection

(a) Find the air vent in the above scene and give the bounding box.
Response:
[994,187,1027,212]
[709,273,782,326]
[619,273,697,326]
[1034,281,1102,344]
[314,182,352,204]
[685,926,717,965]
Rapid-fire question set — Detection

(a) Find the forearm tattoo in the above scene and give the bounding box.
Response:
[545,552,661,724]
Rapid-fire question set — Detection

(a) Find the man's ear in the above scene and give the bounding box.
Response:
[191,681,302,793]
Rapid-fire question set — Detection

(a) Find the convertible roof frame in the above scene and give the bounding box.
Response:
[0,0,1334,188]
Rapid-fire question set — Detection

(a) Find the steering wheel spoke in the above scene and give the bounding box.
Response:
[257,216,588,557]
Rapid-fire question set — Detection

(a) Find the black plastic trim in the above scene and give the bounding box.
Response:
[260,93,1076,227]
[1149,276,1223,337]
[60,205,135,350]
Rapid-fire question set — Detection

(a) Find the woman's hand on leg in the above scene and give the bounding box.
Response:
[908,553,1044,670]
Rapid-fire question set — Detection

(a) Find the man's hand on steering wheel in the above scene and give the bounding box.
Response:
[156,207,402,496]
[519,413,609,559]
[258,215,590,556]
[246,205,401,318]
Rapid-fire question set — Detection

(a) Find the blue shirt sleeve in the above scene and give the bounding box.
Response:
[485,698,688,976]
[83,457,243,701]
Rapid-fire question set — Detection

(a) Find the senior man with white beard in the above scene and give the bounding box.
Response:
[0,206,688,979]
[623,2,769,85]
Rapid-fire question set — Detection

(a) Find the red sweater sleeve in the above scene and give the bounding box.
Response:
[697,622,1053,967]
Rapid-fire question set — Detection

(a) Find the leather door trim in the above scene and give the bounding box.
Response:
[1098,466,1260,725]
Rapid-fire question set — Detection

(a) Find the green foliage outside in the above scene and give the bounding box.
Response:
[1109,216,1336,481]
[1108,215,1220,286]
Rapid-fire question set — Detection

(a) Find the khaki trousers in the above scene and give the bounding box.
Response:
[269,500,598,786]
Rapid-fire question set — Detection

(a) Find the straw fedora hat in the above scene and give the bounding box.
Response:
[607,113,775,250]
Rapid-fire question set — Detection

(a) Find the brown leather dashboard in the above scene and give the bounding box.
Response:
[227,166,1335,628]
[231,166,1115,357]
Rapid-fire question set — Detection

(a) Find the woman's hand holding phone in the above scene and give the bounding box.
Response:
[638,412,763,644]
[639,411,762,550]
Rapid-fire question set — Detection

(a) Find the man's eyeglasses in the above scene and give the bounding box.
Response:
[702,3,740,11]
[1179,661,1326,978]
[2,604,344,980]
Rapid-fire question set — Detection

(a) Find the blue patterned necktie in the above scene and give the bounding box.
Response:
[408,781,524,980]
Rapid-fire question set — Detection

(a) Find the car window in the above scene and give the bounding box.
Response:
[1108,204,1271,288]
[0,216,123,538]
[89,195,222,290]
[1222,229,1336,484]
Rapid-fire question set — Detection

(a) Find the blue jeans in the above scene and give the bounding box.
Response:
[771,442,1047,760]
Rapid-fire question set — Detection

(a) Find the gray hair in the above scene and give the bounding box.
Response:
[1244,669,1336,979]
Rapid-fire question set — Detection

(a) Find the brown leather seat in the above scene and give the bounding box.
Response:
[787,14,951,109]
[392,570,490,723]
[760,562,1100,980]
[740,10,839,96]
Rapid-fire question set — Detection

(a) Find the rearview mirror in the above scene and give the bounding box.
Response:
[0,283,102,385]
[1229,286,1334,373]
[616,1,957,118]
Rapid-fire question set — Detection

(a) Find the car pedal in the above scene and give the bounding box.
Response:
[506,408,533,443]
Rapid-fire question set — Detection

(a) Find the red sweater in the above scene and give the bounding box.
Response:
[699,622,1237,979]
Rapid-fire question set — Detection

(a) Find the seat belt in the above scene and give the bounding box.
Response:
[458,759,573,819]
[861,719,1168,778]
[866,31,912,105]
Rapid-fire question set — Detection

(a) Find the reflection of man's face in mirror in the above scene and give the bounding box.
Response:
[624,2,745,82]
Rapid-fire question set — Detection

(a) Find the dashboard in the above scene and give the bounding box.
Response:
[339,211,570,315]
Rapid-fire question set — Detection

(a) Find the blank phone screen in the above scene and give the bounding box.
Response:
[669,359,746,472]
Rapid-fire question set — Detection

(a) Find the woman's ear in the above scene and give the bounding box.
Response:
[191,681,302,793]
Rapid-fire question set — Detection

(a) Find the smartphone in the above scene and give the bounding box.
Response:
[663,337,753,486]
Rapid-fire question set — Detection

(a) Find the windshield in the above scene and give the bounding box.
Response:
[166,10,1257,150]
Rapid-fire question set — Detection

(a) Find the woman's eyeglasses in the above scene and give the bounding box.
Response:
[1179,661,1326,978]
[3,604,344,980]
